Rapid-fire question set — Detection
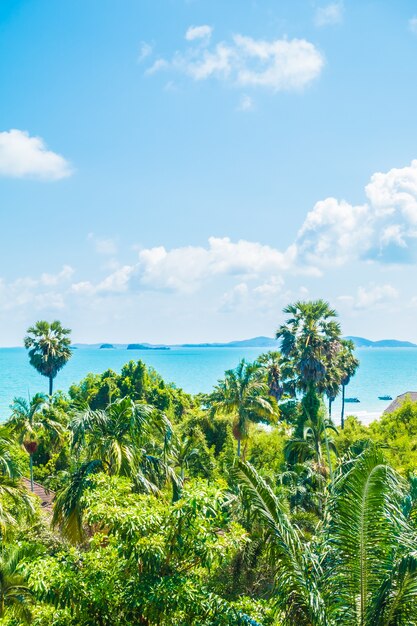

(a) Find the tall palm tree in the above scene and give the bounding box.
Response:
[208,360,278,457]
[8,394,63,491]
[276,300,342,435]
[24,320,72,395]
[235,447,417,626]
[339,339,360,429]
[276,300,342,392]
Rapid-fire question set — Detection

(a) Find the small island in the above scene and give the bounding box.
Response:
[99,343,114,349]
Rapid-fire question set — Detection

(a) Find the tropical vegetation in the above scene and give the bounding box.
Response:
[1,303,417,624]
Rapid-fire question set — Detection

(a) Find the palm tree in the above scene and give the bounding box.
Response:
[53,398,173,542]
[339,339,360,429]
[0,547,32,623]
[276,300,342,391]
[70,397,172,483]
[208,360,278,457]
[8,394,63,491]
[276,300,342,434]
[235,447,417,625]
[24,320,72,395]
[52,459,103,544]
[284,403,338,481]
[169,431,212,502]
[256,351,296,401]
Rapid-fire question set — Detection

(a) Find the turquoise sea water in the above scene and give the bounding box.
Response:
[1,347,417,425]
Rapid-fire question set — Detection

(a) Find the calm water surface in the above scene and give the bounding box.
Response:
[1,347,417,425]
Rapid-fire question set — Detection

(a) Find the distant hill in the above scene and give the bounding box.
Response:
[345,336,417,348]
[180,336,279,348]
[71,336,417,350]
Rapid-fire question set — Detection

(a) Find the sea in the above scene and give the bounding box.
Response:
[1,346,417,426]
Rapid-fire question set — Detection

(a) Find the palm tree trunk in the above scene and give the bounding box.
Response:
[323,428,334,483]
[341,384,345,429]
[49,375,53,396]
[237,438,241,457]
[30,454,34,492]
[328,397,332,419]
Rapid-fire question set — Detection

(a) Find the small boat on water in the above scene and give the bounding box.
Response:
[378,395,392,401]
[344,397,360,403]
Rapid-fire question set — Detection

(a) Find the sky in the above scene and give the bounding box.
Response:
[2,0,417,345]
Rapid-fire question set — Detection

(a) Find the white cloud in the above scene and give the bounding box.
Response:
[296,198,371,266]
[365,160,417,223]
[147,33,324,92]
[314,2,344,27]
[0,266,73,312]
[138,41,153,62]
[409,17,417,34]
[136,237,295,292]
[185,25,213,42]
[339,284,399,310]
[40,265,74,287]
[0,129,72,180]
[146,59,169,75]
[296,159,417,267]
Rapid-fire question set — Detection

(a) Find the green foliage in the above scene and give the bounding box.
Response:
[69,360,193,420]
[7,309,417,625]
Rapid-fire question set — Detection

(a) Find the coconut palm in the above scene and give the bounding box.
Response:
[24,320,72,395]
[235,447,417,626]
[8,394,63,491]
[208,360,278,457]
[338,339,360,429]
[0,546,32,623]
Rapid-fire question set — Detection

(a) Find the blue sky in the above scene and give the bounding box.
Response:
[1,0,417,345]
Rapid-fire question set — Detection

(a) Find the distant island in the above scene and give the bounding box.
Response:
[345,336,417,348]
[70,335,417,350]
[127,344,170,351]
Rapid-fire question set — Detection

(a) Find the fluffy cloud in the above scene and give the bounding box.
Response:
[185,25,213,42]
[147,33,324,92]
[0,129,72,180]
[136,237,295,292]
[0,266,74,312]
[314,2,344,27]
[296,159,417,267]
[339,284,398,310]
[296,198,371,267]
